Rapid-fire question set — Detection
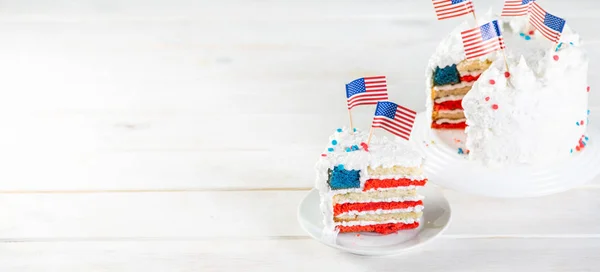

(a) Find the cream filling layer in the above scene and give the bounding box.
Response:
[332,186,419,195]
[435,118,467,124]
[434,95,465,103]
[335,218,420,227]
[336,206,424,217]
[437,109,464,115]
[333,189,418,204]
[334,195,424,205]
[335,211,422,222]
[433,81,474,91]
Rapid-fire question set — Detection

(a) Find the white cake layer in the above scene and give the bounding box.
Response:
[435,94,465,103]
[425,10,588,166]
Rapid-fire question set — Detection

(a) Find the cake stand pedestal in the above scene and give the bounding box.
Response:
[411,113,600,198]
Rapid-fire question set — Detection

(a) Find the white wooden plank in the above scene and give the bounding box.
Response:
[0,0,598,21]
[0,19,598,114]
[2,238,600,271]
[1,147,599,191]
[1,189,599,240]
[1,110,598,190]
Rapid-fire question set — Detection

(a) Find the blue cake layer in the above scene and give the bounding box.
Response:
[433,64,460,86]
[328,165,360,190]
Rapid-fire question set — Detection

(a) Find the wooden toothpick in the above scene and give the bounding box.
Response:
[367,127,374,145]
[347,109,354,134]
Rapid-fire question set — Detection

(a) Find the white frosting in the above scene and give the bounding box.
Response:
[433,81,474,91]
[425,10,588,166]
[334,195,424,204]
[435,118,466,124]
[315,127,423,194]
[336,206,424,216]
[435,95,465,103]
[335,218,419,227]
[315,127,425,237]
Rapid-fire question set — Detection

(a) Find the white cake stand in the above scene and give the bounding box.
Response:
[411,113,600,198]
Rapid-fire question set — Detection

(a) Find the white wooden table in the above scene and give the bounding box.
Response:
[1,0,600,271]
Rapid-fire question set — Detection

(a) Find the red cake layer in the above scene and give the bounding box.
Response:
[433,99,464,111]
[431,122,467,129]
[363,178,427,191]
[338,222,419,234]
[333,200,423,216]
[460,74,481,82]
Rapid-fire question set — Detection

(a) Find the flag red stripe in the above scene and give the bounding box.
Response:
[372,117,413,138]
[364,76,386,80]
[372,123,411,139]
[529,2,561,42]
[348,98,389,108]
[364,80,386,84]
[380,115,415,131]
[372,122,411,140]
[465,39,505,55]
[348,93,388,103]
[396,104,417,116]
[365,84,387,89]
[433,0,473,20]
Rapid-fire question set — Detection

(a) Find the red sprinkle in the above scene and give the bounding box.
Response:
[360,142,369,151]
[581,120,585,125]
[492,104,499,110]
[504,72,511,78]
[489,79,496,85]
[528,30,535,35]
[576,146,581,151]
[485,96,490,101]
[587,86,591,92]
[321,154,327,157]
[553,55,560,61]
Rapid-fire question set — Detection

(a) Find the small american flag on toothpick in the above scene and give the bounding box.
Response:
[370,101,416,141]
[529,1,565,43]
[461,20,506,60]
[432,0,475,21]
[501,0,535,17]
[346,76,389,110]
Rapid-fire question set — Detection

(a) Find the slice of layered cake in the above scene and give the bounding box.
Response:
[430,59,492,129]
[315,128,426,236]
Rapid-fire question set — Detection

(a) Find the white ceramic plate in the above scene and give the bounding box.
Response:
[412,112,600,198]
[297,185,451,256]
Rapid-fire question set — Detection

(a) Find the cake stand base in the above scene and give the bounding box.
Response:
[411,112,600,198]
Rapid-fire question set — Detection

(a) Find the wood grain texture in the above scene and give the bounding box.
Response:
[2,238,600,272]
[1,188,600,240]
[1,0,600,270]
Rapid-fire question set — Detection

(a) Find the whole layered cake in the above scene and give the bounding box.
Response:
[426,14,589,165]
[315,128,426,236]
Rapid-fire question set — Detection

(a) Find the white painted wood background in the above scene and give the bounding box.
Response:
[1,0,600,271]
